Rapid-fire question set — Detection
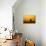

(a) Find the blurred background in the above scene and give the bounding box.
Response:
[0,0,46,46]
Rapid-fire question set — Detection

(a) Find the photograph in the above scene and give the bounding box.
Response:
[23,15,36,24]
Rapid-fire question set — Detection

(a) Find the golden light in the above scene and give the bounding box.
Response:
[23,15,36,23]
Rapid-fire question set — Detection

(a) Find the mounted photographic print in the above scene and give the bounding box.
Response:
[23,15,36,24]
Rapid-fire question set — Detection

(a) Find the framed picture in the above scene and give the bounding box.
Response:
[23,15,36,24]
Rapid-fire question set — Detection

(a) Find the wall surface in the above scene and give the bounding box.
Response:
[0,0,16,39]
[40,0,46,46]
[0,0,16,29]
[13,0,46,46]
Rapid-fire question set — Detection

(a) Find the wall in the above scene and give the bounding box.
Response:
[40,0,46,46]
[0,0,16,29]
[0,0,16,39]
[13,0,46,46]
